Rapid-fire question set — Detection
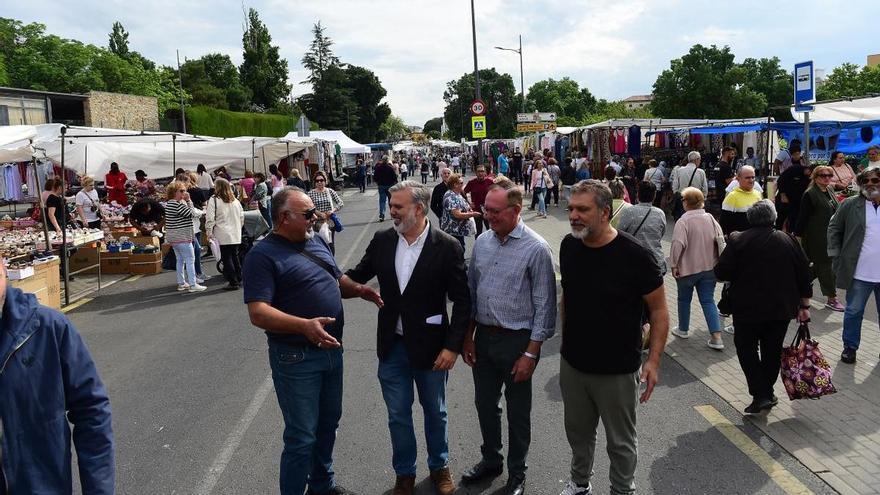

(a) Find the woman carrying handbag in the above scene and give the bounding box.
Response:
[307,171,344,255]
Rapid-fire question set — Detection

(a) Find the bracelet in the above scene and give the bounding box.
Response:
[522,351,539,360]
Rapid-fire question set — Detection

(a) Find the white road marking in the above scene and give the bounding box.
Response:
[193,207,378,494]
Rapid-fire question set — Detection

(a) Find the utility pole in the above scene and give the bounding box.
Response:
[470,0,483,166]
[495,35,525,112]
[177,49,187,134]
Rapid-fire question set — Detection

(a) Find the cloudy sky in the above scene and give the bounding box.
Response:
[6,0,876,127]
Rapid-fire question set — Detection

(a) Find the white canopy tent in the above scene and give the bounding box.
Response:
[290,130,369,154]
[791,96,880,123]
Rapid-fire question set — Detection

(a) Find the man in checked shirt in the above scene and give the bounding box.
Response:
[461,177,557,495]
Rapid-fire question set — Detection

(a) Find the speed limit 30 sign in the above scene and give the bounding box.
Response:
[470,99,487,116]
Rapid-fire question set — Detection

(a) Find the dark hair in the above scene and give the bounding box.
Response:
[175,168,185,177]
[829,151,845,163]
[110,162,120,173]
[44,177,59,191]
[197,163,207,174]
[603,166,617,181]
[135,169,147,179]
[789,144,802,154]
[637,181,657,203]
[254,172,266,182]
[269,164,282,180]
[722,146,736,154]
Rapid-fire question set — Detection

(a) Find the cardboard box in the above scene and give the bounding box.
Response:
[129,251,162,275]
[10,258,60,310]
[100,252,131,274]
[68,247,100,275]
[130,235,161,247]
[6,266,35,280]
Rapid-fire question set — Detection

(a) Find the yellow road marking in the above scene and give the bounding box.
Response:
[126,275,143,282]
[695,405,814,495]
[61,297,93,313]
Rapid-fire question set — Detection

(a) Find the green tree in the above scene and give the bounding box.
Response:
[297,64,355,132]
[817,63,880,100]
[345,64,390,143]
[301,21,340,85]
[739,57,792,121]
[239,8,291,109]
[651,44,766,118]
[0,53,8,86]
[442,68,517,141]
[526,77,597,123]
[181,54,251,110]
[423,117,443,134]
[108,21,129,58]
[378,114,408,142]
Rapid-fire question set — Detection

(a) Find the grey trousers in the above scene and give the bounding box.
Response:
[560,357,639,495]
[472,327,532,477]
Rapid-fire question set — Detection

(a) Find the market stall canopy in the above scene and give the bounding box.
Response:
[292,130,369,154]
[792,96,880,123]
[555,127,579,135]
[771,120,880,154]
[430,139,462,148]
[583,118,764,131]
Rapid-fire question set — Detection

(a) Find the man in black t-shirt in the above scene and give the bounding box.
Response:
[558,180,669,495]
[715,146,736,203]
[511,148,524,184]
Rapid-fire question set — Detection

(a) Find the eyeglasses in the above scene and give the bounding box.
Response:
[290,207,317,220]
[482,205,513,215]
[816,174,834,178]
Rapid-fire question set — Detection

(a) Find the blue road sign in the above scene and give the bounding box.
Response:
[794,61,815,112]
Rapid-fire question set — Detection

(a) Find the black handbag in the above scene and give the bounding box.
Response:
[717,283,732,316]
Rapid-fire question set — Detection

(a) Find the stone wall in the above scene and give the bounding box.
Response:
[84,91,159,131]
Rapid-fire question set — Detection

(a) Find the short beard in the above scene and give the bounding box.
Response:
[570,225,590,239]
[304,226,315,240]
[393,210,419,234]
[860,186,880,200]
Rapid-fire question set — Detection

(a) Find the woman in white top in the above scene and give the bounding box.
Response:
[206,178,245,290]
[196,164,214,191]
[75,176,102,229]
[307,171,344,254]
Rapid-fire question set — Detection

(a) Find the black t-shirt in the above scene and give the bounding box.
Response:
[130,199,165,224]
[560,232,663,374]
[512,152,524,169]
[716,161,733,198]
[45,193,66,229]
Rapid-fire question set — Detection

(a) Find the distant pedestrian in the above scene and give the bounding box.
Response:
[464,166,493,237]
[792,166,843,311]
[441,173,480,250]
[346,181,470,495]
[774,145,808,231]
[461,180,557,495]
[374,156,398,222]
[617,181,667,274]
[607,179,630,229]
[511,148,524,184]
[355,158,367,193]
[420,159,430,184]
[252,172,272,229]
[206,177,245,290]
[547,158,562,206]
[560,158,577,204]
[164,181,206,292]
[558,179,668,495]
[530,159,552,218]
[720,166,762,235]
[642,160,665,207]
[669,187,725,350]
[828,167,880,364]
[243,188,381,495]
[308,171,344,254]
[671,151,708,220]
[715,200,812,414]
[430,168,452,222]
[286,168,309,191]
[400,161,409,180]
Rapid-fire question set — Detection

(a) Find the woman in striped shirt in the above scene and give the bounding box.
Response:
[165,181,207,292]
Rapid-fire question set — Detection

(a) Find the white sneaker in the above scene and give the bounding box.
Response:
[671,327,690,339]
[177,284,189,291]
[196,275,210,284]
[722,324,735,335]
[188,284,207,292]
[707,338,725,350]
[559,480,592,495]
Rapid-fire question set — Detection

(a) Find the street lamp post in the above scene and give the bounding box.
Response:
[470,0,483,166]
[495,35,525,112]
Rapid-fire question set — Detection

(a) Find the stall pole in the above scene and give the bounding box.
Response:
[285,142,290,175]
[172,134,177,177]
[252,139,257,173]
[60,126,69,306]
[803,111,811,167]
[261,147,267,174]
[84,145,88,175]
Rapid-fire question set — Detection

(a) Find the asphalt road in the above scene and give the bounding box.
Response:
[67,179,836,494]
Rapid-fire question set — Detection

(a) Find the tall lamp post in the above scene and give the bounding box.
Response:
[470,0,483,166]
[494,35,525,112]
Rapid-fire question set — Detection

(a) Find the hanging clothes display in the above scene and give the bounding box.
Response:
[627,126,641,158]
[3,164,23,201]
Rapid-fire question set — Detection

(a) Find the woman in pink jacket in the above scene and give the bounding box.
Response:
[669,187,725,350]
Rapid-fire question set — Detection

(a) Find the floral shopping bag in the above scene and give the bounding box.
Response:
[780,322,837,400]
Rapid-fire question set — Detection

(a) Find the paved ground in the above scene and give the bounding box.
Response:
[62,179,860,494]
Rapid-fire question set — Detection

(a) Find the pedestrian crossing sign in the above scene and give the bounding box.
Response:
[471,116,487,138]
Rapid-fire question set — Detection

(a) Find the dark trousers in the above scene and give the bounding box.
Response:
[511,167,522,185]
[549,184,559,205]
[474,213,489,237]
[473,326,532,476]
[421,173,429,184]
[358,177,366,193]
[219,243,242,285]
[733,319,789,401]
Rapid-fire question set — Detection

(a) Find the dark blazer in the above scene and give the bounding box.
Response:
[346,223,471,369]
[430,182,448,221]
[715,226,812,322]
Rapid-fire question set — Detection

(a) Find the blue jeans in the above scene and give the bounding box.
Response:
[676,269,721,334]
[534,187,546,215]
[269,342,343,495]
[842,279,880,350]
[259,204,273,230]
[378,185,391,218]
[172,242,196,286]
[377,339,449,475]
[191,233,203,276]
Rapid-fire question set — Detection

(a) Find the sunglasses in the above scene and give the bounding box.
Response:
[816,174,834,178]
[864,177,880,185]
[314,178,326,183]
[290,207,317,220]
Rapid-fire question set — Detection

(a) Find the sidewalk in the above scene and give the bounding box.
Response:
[527,205,880,495]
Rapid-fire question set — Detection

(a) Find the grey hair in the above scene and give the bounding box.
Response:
[737,165,755,177]
[271,186,305,223]
[687,151,701,163]
[570,179,612,211]
[746,199,777,227]
[389,180,430,213]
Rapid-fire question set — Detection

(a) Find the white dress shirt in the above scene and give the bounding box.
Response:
[395,219,431,334]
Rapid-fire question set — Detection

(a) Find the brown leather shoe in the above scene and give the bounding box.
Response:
[392,474,416,495]
[430,467,455,495]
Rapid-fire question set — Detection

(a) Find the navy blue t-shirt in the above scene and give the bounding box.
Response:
[243,233,344,346]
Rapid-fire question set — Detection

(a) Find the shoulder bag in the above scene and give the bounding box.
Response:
[327,190,344,232]
[630,209,652,236]
[672,167,698,218]
[294,242,337,279]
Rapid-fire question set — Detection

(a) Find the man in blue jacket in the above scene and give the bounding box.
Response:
[0,259,114,494]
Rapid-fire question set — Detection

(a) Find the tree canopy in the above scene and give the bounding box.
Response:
[423,117,443,134]
[526,77,598,126]
[181,54,252,111]
[239,8,291,110]
[301,21,340,85]
[378,114,408,142]
[442,68,518,141]
[818,63,880,100]
[651,44,784,119]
